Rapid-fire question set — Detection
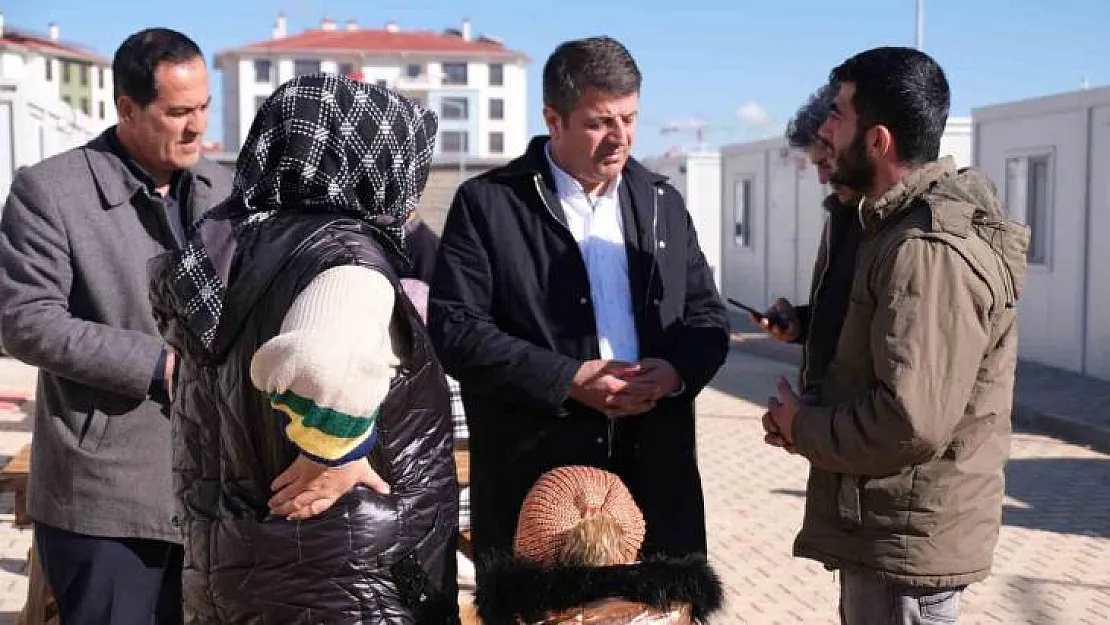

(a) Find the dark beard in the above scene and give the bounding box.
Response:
[829,129,875,193]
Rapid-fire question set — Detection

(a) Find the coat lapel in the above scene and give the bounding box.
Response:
[187,172,214,229]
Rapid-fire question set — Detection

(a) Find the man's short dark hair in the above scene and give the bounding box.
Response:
[543,36,641,118]
[830,46,950,164]
[113,28,204,106]
[785,83,836,149]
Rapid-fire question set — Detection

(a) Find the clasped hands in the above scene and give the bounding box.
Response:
[569,357,682,417]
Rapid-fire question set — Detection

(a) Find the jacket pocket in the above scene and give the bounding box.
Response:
[77,393,107,453]
[236,488,401,596]
[390,507,457,621]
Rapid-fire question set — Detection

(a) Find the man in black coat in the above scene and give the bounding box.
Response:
[428,36,729,561]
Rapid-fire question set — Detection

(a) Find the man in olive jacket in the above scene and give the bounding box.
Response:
[0,29,231,624]
[763,47,1029,625]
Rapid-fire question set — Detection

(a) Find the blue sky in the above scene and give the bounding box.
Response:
[6,0,1108,157]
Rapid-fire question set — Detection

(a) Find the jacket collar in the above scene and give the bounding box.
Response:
[860,156,956,229]
[501,136,667,245]
[83,127,219,219]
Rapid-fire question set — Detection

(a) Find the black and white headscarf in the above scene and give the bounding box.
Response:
[233,72,437,240]
[166,73,438,350]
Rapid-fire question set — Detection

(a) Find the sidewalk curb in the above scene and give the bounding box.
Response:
[1012,405,1110,455]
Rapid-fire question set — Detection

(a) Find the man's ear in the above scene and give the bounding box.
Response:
[116,95,137,124]
[542,105,562,140]
[869,125,896,161]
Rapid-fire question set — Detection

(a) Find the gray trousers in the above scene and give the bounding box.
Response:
[839,567,965,625]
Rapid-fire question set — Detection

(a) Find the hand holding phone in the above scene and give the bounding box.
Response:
[727,297,798,341]
[727,298,765,321]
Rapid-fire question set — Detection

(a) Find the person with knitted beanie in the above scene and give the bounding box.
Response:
[474,466,723,624]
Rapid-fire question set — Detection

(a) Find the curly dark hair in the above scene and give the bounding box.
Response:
[785,83,836,149]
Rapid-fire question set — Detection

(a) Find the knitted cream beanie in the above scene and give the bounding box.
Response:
[513,466,646,566]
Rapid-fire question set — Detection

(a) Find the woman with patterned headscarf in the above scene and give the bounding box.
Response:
[149,73,459,623]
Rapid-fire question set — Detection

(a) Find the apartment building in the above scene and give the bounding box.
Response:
[214,14,530,160]
[0,14,115,126]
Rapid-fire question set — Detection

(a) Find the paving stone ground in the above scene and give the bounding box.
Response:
[0,355,1106,624]
[698,352,1110,625]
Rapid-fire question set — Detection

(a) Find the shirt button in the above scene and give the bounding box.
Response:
[653,298,661,307]
[596,437,604,444]
[579,297,588,305]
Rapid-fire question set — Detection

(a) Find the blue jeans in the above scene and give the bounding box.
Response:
[839,567,965,625]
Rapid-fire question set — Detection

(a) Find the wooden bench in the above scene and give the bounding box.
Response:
[0,444,31,527]
[0,444,59,625]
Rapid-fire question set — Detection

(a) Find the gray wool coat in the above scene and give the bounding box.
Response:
[0,130,232,543]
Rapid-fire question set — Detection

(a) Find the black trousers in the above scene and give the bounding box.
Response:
[35,522,183,625]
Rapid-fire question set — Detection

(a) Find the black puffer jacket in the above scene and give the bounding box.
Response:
[150,209,459,624]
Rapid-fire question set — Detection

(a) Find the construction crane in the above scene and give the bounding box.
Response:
[658,118,734,152]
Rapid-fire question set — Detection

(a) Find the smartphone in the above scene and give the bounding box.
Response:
[727,298,787,330]
[727,298,766,321]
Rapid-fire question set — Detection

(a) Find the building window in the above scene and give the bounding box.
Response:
[254,59,272,83]
[441,97,469,120]
[79,97,90,115]
[62,95,71,106]
[734,177,754,248]
[441,131,468,154]
[441,62,468,86]
[63,62,72,83]
[406,64,421,79]
[254,95,268,113]
[44,60,52,81]
[489,63,504,86]
[98,101,106,119]
[489,131,504,154]
[1005,154,1052,265]
[98,67,105,89]
[293,59,320,77]
[80,65,89,86]
[338,62,355,77]
[488,98,504,121]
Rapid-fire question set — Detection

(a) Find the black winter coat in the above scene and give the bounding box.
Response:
[428,137,730,560]
[150,210,459,624]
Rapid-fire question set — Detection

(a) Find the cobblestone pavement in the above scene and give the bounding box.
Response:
[0,355,1107,624]
[698,352,1110,624]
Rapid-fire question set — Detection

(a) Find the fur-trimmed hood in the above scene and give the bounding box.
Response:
[474,554,724,624]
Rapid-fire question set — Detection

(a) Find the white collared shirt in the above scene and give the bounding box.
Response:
[544,143,639,363]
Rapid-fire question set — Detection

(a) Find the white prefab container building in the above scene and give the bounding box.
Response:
[640,151,723,290]
[0,79,103,207]
[717,119,972,316]
[973,87,1110,381]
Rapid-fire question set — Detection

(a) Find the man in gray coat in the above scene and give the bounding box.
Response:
[0,28,231,624]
